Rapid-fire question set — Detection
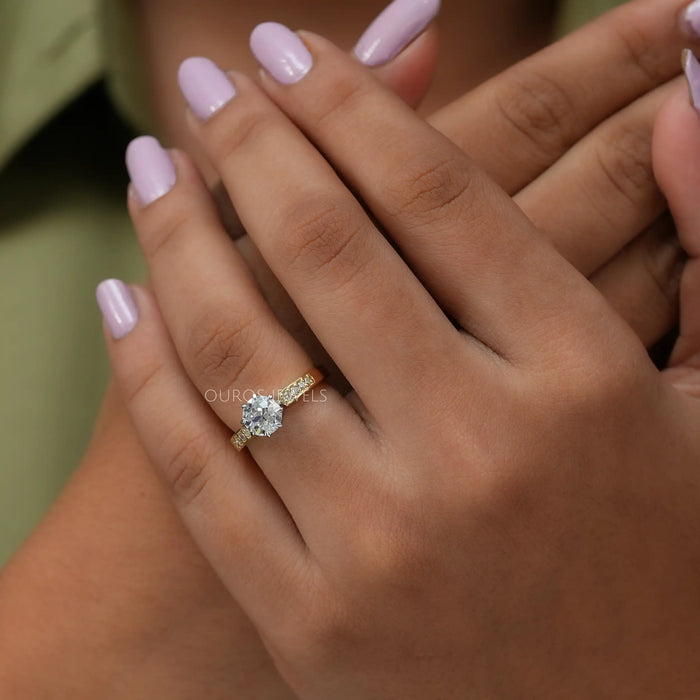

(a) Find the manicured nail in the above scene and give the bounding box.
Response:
[683,49,700,116]
[682,1,700,38]
[250,22,313,85]
[125,136,176,206]
[96,279,139,339]
[178,57,237,120]
[354,0,441,67]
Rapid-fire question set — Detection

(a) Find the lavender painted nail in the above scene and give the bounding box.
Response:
[125,136,176,206]
[682,1,700,38]
[250,22,313,85]
[178,57,237,120]
[96,279,139,339]
[354,0,441,67]
[683,49,700,116]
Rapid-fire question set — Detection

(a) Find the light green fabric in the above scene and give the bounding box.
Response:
[0,0,145,564]
[100,0,156,136]
[0,0,101,168]
[0,132,146,561]
[0,0,623,565]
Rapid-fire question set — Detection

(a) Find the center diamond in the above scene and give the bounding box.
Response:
[241,394,283,437]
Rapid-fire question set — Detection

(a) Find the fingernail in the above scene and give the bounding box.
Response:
[682,1,700,38]
[250,22,313,85]
[178,56,237,120]
[683,49,700,116]
[125,136,176,206]
[354,0,441,67]
[96,279,139,339]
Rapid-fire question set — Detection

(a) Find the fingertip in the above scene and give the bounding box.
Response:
[125,136,177,207]
[127,145,216,228]
[96,279,140,341]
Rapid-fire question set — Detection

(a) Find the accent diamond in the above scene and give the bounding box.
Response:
[278,373,316,406]
[241,394,283,437]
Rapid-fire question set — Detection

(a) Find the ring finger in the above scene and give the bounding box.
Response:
[125,137,370,538]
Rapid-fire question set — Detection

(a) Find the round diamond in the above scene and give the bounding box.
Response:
[241,394,283,437]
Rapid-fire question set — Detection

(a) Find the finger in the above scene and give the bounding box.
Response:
[429,0,700,193]
[249,27,599,359]
[126,138,311,430]
[209,24,439,241]
[591,214,684,348]
[176,59,465,413]
[371,22,439,110]
[125,137,371,533]
[516,78,677,276]
[96,281,310,629]
[654,71,700,392]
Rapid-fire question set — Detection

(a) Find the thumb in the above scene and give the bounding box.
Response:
[653,55,700,395]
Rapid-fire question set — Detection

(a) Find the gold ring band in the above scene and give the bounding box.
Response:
[231,368,324,451]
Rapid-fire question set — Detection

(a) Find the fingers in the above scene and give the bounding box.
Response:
[96,282,309,628]
[517,79,677,276]
[126,138,377,533]
[175,59,463,411]
[126,138,311,431]
[654,78,700,390]
[203,23,439,241]
[246,27,601,359]
[430,0,700,193]
[591,214,684,348]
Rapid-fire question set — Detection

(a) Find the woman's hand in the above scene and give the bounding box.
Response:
[225,0,700,391]
[101,20,700,700]
[5,3,694,696]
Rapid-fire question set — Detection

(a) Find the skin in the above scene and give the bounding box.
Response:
[655,89,700,392]
[108,25,700,699]
[0,0,698,696]
[129,0,558,174]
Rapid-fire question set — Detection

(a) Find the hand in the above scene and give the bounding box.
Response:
[4,0,693,695]
[229,0,700,390]
[102,16,700,700]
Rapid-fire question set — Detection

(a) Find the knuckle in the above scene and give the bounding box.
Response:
[355,486,433,584]
[311,73,374,131]
[279,195,366,287]
[160,426,216,506]
[187,308,261,386]
[121,360,166,407]
[493,69,577,161]
[140,209,193,261]
[594,121,655,207]
[545,347,645,419]
[211,109,280,167]
[385,152,472,224]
